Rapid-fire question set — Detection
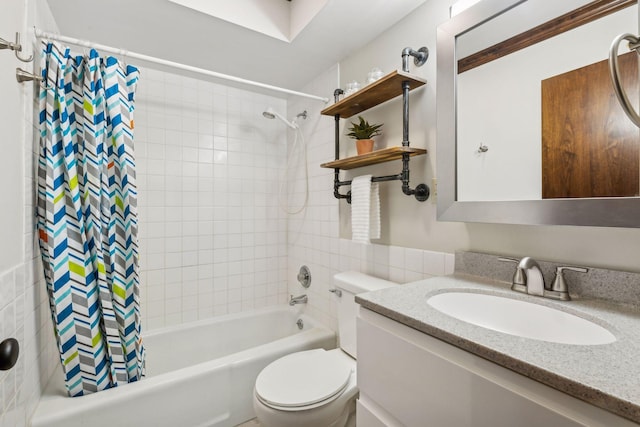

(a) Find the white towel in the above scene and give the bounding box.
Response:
[351,175,381,244]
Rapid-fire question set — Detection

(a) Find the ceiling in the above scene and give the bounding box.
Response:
[166,0,329,43]
[45,0,427,95]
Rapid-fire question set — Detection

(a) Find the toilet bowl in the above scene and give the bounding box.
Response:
[252,272,397,427]
[253,348,357,427]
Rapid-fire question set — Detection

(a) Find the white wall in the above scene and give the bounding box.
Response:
[338,0,640,272]
[290,0,329,40]
[135,68,289,330]
[286,65,454,330]
[0,0,25,272]
[0,0,61,426]
[338,0,467,254]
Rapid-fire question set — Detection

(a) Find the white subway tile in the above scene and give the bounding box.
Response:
[444,253,456,275]
[405,248,424,273]
[389,246,405,269]
[389,267,406,284]
[424,251,446,276]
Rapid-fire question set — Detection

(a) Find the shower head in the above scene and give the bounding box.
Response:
[262,110,276,120]
[262,107,298,129]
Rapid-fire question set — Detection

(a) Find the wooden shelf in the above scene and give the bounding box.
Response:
[320,146,427,170]
[320,70,427,118]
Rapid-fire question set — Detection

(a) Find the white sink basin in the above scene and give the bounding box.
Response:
[427,292,616,345]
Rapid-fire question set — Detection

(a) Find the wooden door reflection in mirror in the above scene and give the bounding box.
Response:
[542,52,639,198]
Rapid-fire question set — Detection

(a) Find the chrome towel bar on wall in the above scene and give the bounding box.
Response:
[609,32,640,127]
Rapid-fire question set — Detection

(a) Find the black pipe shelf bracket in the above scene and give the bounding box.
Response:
[320,46,430,203]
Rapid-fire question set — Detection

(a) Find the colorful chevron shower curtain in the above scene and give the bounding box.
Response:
[36,42,145,397]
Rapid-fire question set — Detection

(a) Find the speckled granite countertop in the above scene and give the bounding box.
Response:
[355,274,640,424]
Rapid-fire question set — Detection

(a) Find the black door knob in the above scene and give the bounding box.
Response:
[0,338,19,371]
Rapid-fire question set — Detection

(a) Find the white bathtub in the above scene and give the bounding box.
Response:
[31,306,335,427]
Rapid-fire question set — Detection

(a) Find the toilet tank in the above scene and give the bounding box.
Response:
[334,271,398,359]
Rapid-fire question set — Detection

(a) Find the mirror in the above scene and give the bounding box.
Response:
[437,0,640,227]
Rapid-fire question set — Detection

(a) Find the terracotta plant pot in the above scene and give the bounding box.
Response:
[356,139,374,155]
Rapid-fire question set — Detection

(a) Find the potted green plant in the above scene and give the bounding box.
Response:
[347,116,383,155]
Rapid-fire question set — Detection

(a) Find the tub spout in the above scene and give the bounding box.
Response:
[289,294,308,306]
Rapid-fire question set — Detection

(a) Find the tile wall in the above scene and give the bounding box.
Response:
[134,68,290,330]
[0,3,60,421]
[0,262,56,427]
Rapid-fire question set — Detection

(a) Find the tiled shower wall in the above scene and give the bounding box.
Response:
[135,68,289,331]
[286,65,455,332]
[0,1,62,425]
[0,258,55,427]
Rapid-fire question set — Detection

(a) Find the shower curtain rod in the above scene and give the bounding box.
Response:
[33,28,329,103]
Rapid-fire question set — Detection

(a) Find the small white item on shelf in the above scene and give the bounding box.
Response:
[351,175,381,244]
[344,80,362,96]
[366,67,384,84]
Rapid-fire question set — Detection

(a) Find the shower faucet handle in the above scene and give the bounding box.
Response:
[297,265,311,288]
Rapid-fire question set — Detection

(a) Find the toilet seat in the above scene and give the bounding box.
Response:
[255,349,354,411]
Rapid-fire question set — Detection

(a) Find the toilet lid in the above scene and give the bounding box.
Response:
[255,349,353,409]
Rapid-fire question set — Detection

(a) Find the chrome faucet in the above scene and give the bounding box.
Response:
[289,294,308,306]
[548,266,588,300]
[499,257,588,301]
[517,257,545,297]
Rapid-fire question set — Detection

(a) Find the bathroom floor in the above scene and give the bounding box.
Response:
[237,419,262,427]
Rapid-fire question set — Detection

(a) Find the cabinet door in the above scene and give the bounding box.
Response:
[357,309,636,427]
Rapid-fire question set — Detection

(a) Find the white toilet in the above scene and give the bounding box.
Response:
[253,271,397,427]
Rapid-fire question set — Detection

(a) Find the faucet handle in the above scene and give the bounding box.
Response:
[556,266,589,274]
[548,266,588,300]
[498,257,527,292]
[329,288,342,297]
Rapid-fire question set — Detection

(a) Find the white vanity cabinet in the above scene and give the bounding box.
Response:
[356,308,637,427]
